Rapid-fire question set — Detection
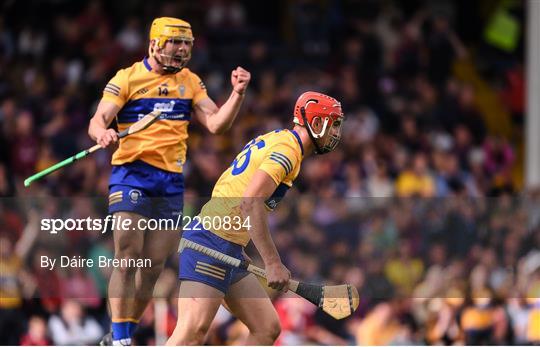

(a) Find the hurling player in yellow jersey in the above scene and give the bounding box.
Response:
[87,17,250,345]
[167,92,344,345]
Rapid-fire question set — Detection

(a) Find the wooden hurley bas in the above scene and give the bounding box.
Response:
[179,238,360,320]
[288,281,360,320]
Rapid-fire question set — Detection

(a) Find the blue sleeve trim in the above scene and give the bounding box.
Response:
[270,152,293,173]
[269,156,291,175]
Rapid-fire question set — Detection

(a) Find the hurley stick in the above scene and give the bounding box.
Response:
[24,111,161,187]
[179,238,360,320]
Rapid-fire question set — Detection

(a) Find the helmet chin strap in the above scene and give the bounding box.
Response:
[300,107,328,155]
[150,43,182,74]
[156,56,181,73]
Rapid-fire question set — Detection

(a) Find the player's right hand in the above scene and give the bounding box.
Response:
[96,128,118,148]
[265,261,291,292]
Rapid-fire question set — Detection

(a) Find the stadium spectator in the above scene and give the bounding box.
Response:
[395,152,436,197]
[19,315,51,346]
[48,300,103,345]
[0,0,529,345]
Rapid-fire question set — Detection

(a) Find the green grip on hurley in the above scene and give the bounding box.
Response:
[24,149,90,187]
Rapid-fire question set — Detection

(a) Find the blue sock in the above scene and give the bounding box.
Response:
[112,321,138,342]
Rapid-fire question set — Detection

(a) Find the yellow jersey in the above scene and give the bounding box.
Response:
[102,58,208,173]
[199,129,305,246]
[0,255,22,309]
[461,306,494,331]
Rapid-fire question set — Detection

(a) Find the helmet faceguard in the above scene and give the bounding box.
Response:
[149,17,194,74]
[294,92,344,154]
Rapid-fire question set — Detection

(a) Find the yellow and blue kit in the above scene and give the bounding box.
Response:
[105,57,207,219]
[179,129,304,293]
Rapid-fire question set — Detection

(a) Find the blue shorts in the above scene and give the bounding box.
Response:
[179,225,249,294]
[108,160,184,221]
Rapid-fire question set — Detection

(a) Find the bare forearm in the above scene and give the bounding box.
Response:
[449,32,468,59]
[15,211,39,260]
[88,101,119,140]
[209,90,245,134]
[242,199,281,265]
[88,116,108,140]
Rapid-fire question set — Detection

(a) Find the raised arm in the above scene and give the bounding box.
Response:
[193,67,250,134]
[15,209,40,261]
[240,169,291,291]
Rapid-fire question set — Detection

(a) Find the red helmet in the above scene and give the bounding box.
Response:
[294,91,343,127]
[293,91,344,153]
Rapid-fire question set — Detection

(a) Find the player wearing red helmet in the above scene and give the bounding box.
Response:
[293,91,344,154]
[167,91,344,345]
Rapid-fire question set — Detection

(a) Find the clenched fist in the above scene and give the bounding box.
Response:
[265,261,291,292]
[231,66,251,96]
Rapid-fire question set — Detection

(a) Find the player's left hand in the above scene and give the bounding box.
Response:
[231,66,251,95]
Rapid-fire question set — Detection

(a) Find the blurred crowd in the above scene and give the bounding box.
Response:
[1,0,536,345]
